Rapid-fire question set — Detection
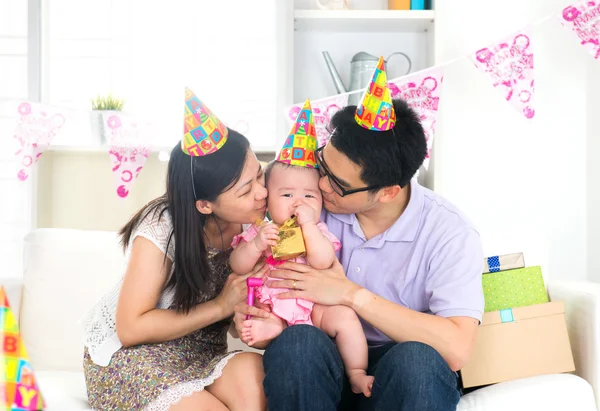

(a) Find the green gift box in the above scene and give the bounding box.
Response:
[482,266,549,312]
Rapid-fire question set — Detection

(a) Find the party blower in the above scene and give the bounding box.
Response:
[246,277,264,320]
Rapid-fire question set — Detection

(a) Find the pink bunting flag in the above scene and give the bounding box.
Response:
[388,67,444,170]
[471,28,535,120]
[286,94,348,148]
[13,102,66,181]
[104,113,151,199]
[560,1,600,59]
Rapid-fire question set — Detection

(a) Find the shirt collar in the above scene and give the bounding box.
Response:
[327,178,424,243]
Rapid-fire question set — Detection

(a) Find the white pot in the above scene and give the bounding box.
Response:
[90,110,119,145]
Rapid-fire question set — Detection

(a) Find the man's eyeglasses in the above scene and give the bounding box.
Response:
[316,146,381,197]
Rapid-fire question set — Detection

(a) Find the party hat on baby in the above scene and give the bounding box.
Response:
[0,286,46,410]
[276,99,318,168]
[181,87,228,156]
[354,56,396,131]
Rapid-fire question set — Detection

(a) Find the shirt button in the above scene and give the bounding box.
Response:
[355,267,361,272]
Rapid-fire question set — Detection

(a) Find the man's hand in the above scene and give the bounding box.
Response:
[267,259,362,306]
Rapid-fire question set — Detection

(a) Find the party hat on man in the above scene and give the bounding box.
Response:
[354,56,396,131]
[1,286,46,410]
[276,99,318,168]
[181,87,228,156]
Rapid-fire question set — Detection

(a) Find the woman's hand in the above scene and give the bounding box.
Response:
[267,259,362,307]
[215,262,269,317]
[233,300,272,347]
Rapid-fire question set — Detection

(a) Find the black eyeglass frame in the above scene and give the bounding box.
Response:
[316,146,382,197]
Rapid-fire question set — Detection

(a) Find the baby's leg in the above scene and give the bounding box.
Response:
[241,313,287,347]
[311,304,374,397]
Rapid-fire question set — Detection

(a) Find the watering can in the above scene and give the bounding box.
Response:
[322,51,412,105]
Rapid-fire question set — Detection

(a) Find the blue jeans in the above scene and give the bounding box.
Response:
[263,325,460,411]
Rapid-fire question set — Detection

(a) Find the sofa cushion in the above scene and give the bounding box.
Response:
[457,374,597,411]
[34,371,597,411]
[21,229,124,372]
[36,371,92,411]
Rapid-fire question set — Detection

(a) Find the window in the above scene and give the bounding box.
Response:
[42,0,279,151]
[0,0,30,278]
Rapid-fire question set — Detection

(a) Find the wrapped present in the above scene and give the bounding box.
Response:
[1,286,46,410]
[271,216,306,260]
[482,266,548,312]
[483,252,525,273]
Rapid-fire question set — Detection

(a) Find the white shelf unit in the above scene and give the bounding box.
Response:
[285,2,437,187]
[293,9,435,33]
[290,5,436,101]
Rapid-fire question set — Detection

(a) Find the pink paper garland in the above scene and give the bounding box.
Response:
[286,94,348,148]
[560,1,600,59]
[104,113,150,199]
[285,68,444,171]
[471,28,536,120]
[13,102,66,181]
[389,66,444,170]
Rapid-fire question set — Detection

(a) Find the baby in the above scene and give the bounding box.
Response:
[230,160,374,397]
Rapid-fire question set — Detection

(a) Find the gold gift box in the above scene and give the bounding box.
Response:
[269,216,306,260]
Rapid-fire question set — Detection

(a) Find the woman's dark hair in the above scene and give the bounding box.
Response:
[119,129,250,313]
[329,98,427,189]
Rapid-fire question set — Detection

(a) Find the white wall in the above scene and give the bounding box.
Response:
[0,156,32,279]
[588,59,600,282]
[37,151,167,232]
[433,0,594,281]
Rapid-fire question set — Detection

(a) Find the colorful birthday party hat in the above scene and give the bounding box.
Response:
[354,56,396,131]
[1,287,45,410]
[181,87,228,156]
[276,99,318,168]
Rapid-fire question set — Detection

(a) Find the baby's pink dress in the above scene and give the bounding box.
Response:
[232,222,341,325]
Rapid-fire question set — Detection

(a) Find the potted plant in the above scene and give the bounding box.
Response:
[90,95,125,144]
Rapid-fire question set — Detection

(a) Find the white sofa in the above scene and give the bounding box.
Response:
[3,228,599,411]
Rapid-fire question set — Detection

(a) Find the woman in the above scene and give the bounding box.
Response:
[81,93,269,410]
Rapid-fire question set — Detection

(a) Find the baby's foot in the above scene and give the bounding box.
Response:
[348,370,375,398]
[241,313,286,346]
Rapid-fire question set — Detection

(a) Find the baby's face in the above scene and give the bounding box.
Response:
[267,165,323,226]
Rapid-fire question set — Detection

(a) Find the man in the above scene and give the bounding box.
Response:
[234,60,484,411]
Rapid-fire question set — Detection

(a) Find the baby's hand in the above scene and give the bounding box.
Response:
[294,204,316,227]
[253,223,280,252]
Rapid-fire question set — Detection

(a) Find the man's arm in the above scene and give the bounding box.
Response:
[350,290,479,371]
[270,228,484,371]
[349,228,484,371]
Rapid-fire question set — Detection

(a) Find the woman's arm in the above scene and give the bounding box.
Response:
[116,236,248,347]
[302,222,336,269]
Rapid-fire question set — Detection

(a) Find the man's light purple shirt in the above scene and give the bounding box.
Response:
[322,179,484,346]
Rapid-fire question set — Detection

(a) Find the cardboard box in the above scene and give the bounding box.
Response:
[482,266,548,312]
[460,301,575,388]
[483,252,525,273]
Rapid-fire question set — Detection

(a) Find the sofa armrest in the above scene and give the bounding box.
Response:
[547,280,600,410]
[0,277,23,321]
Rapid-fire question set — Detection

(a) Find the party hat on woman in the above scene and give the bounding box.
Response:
[276,99,318,168]
[354,56,396,131]
[181,87,228,156]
